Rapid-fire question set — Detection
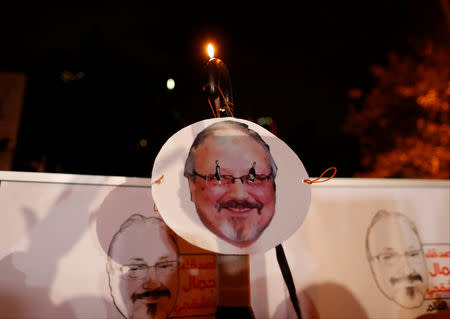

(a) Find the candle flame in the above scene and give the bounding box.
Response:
[207,44,214,59]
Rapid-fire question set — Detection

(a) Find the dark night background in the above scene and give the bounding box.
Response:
[1,1,448,178]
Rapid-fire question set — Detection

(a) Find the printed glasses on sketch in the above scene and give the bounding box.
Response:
[184,120,277,248]
[119,260,178,280]
[372,249,423,268]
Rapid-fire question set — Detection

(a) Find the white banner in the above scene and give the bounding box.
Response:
[0,172,448,318]
[0,172,216,319]
[251,179,450,318]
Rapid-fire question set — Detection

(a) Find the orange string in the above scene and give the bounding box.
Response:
[207,99,217,118]
[202,84,234,118]
[217,86,234,117]
[303,167,337,184]
[153,203,159,212]
[152,175,164,184]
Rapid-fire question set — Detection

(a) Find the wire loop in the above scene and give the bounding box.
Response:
[303,167,337,184]
[203,84,234,118]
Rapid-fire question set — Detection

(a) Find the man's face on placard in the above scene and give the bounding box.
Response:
[187,127,276,248]
[368,215,427,308]
[108,217,179,319]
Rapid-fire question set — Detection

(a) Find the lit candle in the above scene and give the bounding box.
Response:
[205,44,234,117]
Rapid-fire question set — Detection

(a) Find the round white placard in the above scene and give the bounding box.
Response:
[152,118,311,254]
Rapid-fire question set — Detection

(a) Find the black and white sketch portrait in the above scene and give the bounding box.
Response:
[366,210,428,308]
[106,215,179,319]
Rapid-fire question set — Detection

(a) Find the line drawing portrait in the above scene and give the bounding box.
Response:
[366,210,428,308]
[106,214,179,319]
[183,120,277,248]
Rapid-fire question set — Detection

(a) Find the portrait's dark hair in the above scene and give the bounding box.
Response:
[365,210,422,260]
[183,120,278,179]
[107,214,179,260]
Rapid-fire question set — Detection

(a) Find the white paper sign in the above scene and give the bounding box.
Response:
[0,173,217,319]
[152,118,311,254]
[250,179,450,319]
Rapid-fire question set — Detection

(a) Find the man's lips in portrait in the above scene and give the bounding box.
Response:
[215,200,263,215]
[390,273,423,286]
[131,289,171,303]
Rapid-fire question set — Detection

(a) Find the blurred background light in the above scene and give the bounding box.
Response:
[167,78,175,90]
[139,139,148,147]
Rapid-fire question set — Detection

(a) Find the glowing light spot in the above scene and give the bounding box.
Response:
[207,44,214,59]
[167,78,175,90]
[139,139,148,147]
